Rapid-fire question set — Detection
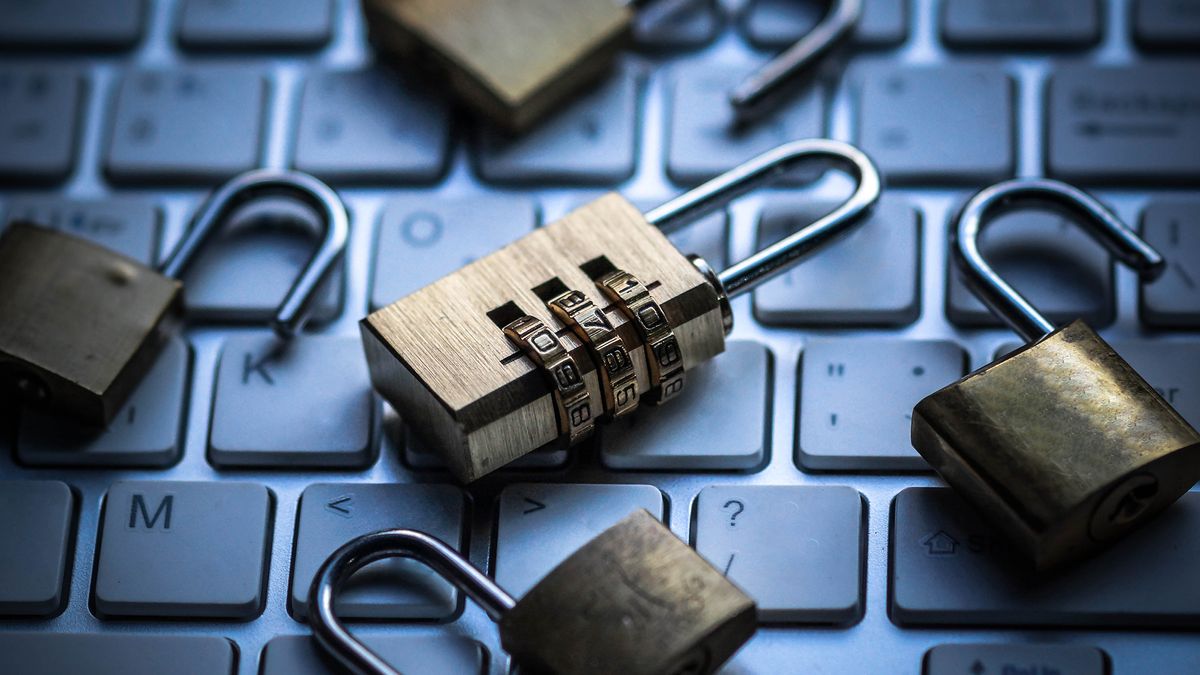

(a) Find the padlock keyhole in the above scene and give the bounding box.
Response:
[1090,473,1161,542]
[1107,481,1159,526]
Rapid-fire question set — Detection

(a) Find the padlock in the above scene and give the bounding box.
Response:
[361,139,881,482]
[911,178,1200,571]
[309,509,757,675]
[0,170,348,426]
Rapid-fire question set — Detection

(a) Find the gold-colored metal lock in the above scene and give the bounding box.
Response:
[309,509,757,675]
[911,179,1200,571]
[361,139,881,482]
[0,170,348,426]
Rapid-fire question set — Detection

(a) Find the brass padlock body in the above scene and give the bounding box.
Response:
[0,223,182,425]
[912,320,1200,570]
[361,194,726,482]
[362,0,631,132]
[499,509,756,675]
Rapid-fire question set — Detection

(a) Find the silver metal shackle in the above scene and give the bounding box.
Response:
[309,528,515,675]
[953,178,1166,344]
[159,169,350,339]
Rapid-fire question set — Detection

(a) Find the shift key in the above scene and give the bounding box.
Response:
[1047,65,1200,184]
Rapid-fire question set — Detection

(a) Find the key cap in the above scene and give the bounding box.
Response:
[924,644,1107,675]
[1140,201,1200,328]
[740,0,909,48]
[105,69,265,183]
[755,196,920,326]
[667,64,824,185]
[1134,0,1200,50]
[18,337,190,468]
[0,633,234,675]
[0,68,83,184]
[1109,341,1200,428]
[261,635,486,675]
[94,481,271,618]
[3,198,160,264]
[177,0,333,50]
[210,335,374,468]
[856,65,1015,184]
[947,209,1114,328]
[0,0,145,50]
[602,340,769,470]
[476,69,638,184]
[294,69,450,184]
[370,196,536,310]
[290,484,464,619]
[495,483,663,597]
[695,486,864,623]
[798,340,966,470]
[634,0,721,50]
[940,0,1101,49]
[0,481,74,616]
[891,488,1200,627]
[1047,65,1200,184]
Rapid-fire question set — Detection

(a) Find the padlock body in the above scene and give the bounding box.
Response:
[499,509,756,675]
[0,223,182,426]
[362,0,631,132]
[912,320,1200,570]
[361,194,726,482]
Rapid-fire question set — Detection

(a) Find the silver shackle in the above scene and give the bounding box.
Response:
[953,178,1166,344]
[160,169,350,339]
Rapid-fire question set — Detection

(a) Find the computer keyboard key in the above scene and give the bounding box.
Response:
[495,483,663,597]
[210,335,374,468]
[0,633,235,675]
[475,70,638,184]
[695,486,864,623]
[946,209,1114,329]
[294,69,450,184]
[602,340,769,470]
[370,196,536,310]
[740,0,908,48]
[3,198,160,264]
[634,0,721,50]
[105,69,265,183]
[755,196,920,326]
[856,65,1015,184]
[891,488,1200,627]
[178,0,333,50]
[0,481,74,616]
[290,484,464,620]
[1140,201,1200,328]
[94,481,271,618]
[18,337,190,468]
[261,635,486,675]
[667,64,824,185]
[1134,0,1200,50]
[924,644,1106,675]
[798,340,966,470]
[0,0,145,50]
[1047,65,1200,184]
[0,68,83,184]
[940,0,1101,49]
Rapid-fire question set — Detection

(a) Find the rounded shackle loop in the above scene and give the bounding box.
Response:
[159,169,350,340]
[953,178,1166,344]
[309,529,516,675]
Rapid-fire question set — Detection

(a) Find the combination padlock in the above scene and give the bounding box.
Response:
[0,170,348,426]
[362,139,881,482]
[310,509,757,675]
[911,179,1200,571]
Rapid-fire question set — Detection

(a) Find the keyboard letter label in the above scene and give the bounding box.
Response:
[128,493,173,531]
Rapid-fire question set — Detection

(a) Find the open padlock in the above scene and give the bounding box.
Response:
[911,178,1200,571]
[309,509,756,675]
[0,169,348,426]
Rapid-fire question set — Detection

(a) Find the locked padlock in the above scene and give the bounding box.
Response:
[309,509,757,675]
[0,170,348,426]
[911,179,1200,571]
[361,139,881,482]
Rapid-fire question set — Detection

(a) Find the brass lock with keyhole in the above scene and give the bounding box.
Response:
[911,179,1200,571]
[361,139,881,483]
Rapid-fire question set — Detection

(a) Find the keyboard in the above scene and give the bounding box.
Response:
[1,0,1199,673]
